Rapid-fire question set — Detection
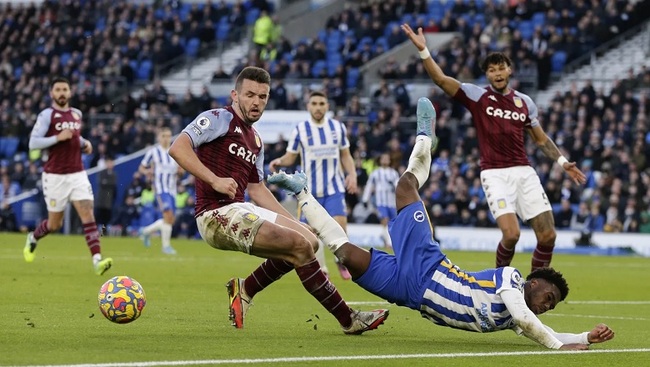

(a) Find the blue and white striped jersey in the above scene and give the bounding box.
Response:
[362,167,400,208]
[141,144,178,196]
[287,119,349,198]
[421,262,524,332]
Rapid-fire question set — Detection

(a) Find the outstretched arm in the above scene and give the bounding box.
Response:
[543,323,615,345]
[401,24,461,97]
[527,125,586,185]
[269,151,299,172]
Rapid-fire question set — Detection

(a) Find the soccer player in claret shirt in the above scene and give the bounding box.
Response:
[402,24,587,272]
[269,98,614,350]
[24,76,113,276]
[168,66,388,333]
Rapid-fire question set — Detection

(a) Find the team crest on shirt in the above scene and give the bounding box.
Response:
[71,111,80,120]
[513,96,523,108]
[50,199,56,207]
[413,210,425,222]
[254,132,261,148]
[497,199,507,209]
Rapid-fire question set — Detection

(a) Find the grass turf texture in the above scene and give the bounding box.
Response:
[1,232,649,367]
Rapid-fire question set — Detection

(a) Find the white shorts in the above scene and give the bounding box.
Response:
[196,202,278,254]
[42,171,94,212]
[480,166,551,222]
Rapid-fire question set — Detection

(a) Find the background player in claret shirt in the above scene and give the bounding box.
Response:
[138,126,180,255]
[23,76,113,276]
[361,153,400,248]
[168,66,388,333]
[269,91,357,280]
[401,25,586,272]
[269,97,614,351]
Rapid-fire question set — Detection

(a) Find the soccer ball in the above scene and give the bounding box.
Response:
[98,276,146,324]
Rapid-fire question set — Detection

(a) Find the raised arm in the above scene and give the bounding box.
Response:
[401,24,461,97]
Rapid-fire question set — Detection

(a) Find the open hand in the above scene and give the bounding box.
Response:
[401,23,427,51]
[561,161,587,185]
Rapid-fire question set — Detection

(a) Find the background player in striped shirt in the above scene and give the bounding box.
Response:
[138,126,180,255]
[269,91,357,280]
[270,97,614,350]
[402,24,586,271]
[168,66,387,333]
[361,153,400,247]
[23,76,113,275]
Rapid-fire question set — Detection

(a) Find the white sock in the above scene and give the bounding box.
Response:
[382,225,392,248]
[315,240,328,274]
[295,191,349,252]
[143,219,164,235]
[92,253,102,266]
[161,223,172,248]
[405,135,432,188]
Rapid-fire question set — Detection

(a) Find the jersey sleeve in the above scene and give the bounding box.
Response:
[452,83,487,107]
[518,93,541,128]
[251,143,265,184]
[140,148,154,168]
[286,124,301,153]
[339,120,350,150]
[182,110,231,148]
[494,267,525,295]
[29,109,58,150]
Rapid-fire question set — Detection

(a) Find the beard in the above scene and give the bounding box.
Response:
[54,96,68,108]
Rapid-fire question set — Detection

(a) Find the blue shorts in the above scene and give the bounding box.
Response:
[300,192,347,220]
[354,201,445,310]
[377,205,397,221]
[157,193,176,214]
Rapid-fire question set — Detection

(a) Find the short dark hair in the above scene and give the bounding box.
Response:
[480,52,513,72]
[50,76,70,90]
[309,90,328,99]
[527,267,569,301]
[234,66,270,91]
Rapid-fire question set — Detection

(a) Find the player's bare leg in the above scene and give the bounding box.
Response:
[160,209,177,255]
[495,213,521,267]
[527,211,557,271]
[73,199,113,275]
[332,215,352,280]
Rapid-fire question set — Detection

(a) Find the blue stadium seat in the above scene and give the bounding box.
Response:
[60,52,71,66]
[518,20,535,40]
[531,12,546,28]
[245,8,260,25]
[346,67,360,88]
[185,38,201,57]
[216,22,230,41]
[551,51,568,72]
[0,137,19,158]
[311,60,327,77]
[137,60,152,81]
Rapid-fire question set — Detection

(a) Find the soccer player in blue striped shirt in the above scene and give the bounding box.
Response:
[269,98,614,349]
[270,91,357,280]
[139,127,180,255]
[361,153,400,247]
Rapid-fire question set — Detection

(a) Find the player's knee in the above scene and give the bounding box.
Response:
[48,220,63,232]
[285,235,314,265]
[537,229,556,247]
[501,229,520,245]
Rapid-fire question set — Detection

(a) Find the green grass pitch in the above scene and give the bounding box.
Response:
[1,233,649,366]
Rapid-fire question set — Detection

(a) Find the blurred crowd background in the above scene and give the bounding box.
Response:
[1,0,649,240]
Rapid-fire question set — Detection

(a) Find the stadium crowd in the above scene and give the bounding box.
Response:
[1,0,649,238]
